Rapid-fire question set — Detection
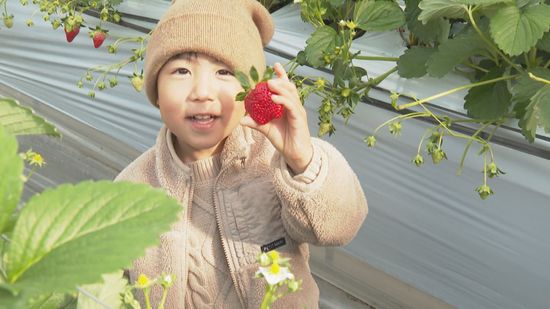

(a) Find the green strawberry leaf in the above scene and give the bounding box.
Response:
[397,46,437,78]
[6,180,181,294]
[0,125,24,235]
[537,31,550,53]
[304,26,338,68]
[417,0,467,24]
[405,0,450,44]
[464,68,512,120]
[511,68,550,119]
[489,3,550,56]
[454,0,511,4]
[235,71,251,91]
[354,0,405,32]
[427,26,487,78]
[249,66,259,84]
[0,97,60,137]
[77,271,127,309]
[262,66,274,81]
[27,292,76,309]
[519,84,550,142]
[235,92,247,102]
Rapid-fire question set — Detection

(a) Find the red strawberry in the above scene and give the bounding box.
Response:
[90,28,107,48]
[235,66,283,125]
[244,82,283,125]
[64,24,80,43]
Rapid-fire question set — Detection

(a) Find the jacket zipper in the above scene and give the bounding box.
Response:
[212,159,246,307]
[182,176,194,304]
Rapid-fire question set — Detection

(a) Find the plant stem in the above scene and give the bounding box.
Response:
[261,285,274,309]
[144,287,152,309]
[158,287,168,309]
[416,103,490,153]
[360,66,398,91]
[457,123,490,175]
[355,55,399,62]
[466,62,489,73]
[417,128,434,154]
[467,6,523,73]
[396,74,517,110]
[529,47,537,68]
[373,112,429,134]
[528,72,550,85]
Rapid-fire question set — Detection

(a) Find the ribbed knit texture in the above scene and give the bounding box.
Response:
[186,156,238,308]
[144,0,274,106]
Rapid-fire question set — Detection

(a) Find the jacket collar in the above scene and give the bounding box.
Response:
[154,125,254,198]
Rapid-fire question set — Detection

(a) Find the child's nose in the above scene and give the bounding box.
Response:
[189,74,214,102]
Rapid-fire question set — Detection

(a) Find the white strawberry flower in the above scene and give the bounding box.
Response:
[255,262,295,286]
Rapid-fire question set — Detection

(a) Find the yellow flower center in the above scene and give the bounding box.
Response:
[267,251,280,262]
[137,274,149,286]
[270,262,280,274]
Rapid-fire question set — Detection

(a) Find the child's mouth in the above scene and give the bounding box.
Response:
[191,114,217,121]
[189,114,219,129]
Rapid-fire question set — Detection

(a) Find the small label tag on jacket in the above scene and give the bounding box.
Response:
[261,237,286,253]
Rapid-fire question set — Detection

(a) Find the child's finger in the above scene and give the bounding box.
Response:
[240,115,267,132]
[268,79,299,100]
[273,62,289,81]
[272,95,305,118]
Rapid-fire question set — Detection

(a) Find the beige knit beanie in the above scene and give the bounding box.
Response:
[144,0,274,107]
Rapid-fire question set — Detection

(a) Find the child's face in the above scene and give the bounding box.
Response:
[157,53,244,163]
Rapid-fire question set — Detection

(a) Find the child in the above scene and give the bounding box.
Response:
[115,0,368,308]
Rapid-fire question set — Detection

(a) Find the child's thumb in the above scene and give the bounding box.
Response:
[240,116,267,133]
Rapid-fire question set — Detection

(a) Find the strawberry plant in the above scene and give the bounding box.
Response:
[290,0,550,199]
[0,0,149,98]
[0,97,182,308]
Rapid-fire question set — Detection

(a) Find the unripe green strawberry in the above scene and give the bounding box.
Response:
[318,122,332,137]
[475,184,493,200]
[412,154,424,167]
[364,135,376,147]
[235,66,283,125]
[389,121,402,136]
[3,15,14,28]
[431,148,447,164]
[131,73,143,92]
[51,19,61,30]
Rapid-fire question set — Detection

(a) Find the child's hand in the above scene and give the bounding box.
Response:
[240,63,313,175]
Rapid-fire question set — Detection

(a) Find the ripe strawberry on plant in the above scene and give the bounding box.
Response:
[64,23,80,43]
[89,26,108,48]
[235,66,283,125]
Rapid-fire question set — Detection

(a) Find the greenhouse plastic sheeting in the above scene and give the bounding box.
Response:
[2,2,550,309]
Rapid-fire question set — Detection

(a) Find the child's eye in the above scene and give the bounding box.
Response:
[174,68,190,75]
[218,69,234,76]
